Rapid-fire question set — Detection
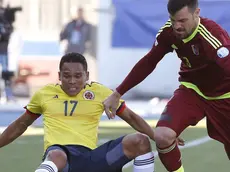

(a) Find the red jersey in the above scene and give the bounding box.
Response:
[117,17,230,99]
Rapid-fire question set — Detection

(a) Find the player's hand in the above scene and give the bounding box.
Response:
[103,91,121,119]
[177,137,185,146]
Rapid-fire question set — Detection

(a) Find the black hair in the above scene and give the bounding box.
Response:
[59,52,88,71]
[167,0,198,15]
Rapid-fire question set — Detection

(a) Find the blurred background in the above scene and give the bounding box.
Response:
[0,0,230,171]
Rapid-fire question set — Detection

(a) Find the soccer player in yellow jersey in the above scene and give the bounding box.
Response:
[0,52,172,172]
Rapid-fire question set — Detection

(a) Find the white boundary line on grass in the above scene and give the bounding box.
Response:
[123,136,212,169]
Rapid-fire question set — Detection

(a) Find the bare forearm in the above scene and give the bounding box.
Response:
[128,115,155,140]
[0,121,27,148]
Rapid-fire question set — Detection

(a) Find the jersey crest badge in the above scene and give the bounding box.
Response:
[83,91,95,100]
[217,47,229,58]
[53,95,58,99]
[191,45,199,55]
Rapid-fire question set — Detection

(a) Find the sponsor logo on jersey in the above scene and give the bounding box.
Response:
[191,45,199,55]
[53,95,58,98]
[83,91,95,100]
[217,47,229,58]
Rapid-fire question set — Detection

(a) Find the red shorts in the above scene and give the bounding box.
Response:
[157,85,230,158]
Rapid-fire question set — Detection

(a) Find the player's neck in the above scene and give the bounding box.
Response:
[194,17,200,31]
[187,17,200,39]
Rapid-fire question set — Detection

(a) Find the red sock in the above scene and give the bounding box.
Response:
[157,141,182,171]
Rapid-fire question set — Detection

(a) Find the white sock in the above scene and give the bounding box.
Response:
[133,152,155,172]
[35,161,58,172]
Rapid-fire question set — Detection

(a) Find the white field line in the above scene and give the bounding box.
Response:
[123,136,212,169]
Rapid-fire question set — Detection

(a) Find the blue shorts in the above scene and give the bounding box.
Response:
[43,136,130,172]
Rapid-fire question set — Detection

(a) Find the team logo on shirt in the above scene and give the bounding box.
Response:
[83,91,95,100]
[53,95,59,99]
[154,39,158,46]
[191,45,199,55]
[217,47,229,58]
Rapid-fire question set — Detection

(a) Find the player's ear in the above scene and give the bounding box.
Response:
[58,71,61,81]
[86,71,89,81]
[194,8,200,18]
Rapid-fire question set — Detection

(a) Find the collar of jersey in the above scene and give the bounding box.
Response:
[182,17,200,43]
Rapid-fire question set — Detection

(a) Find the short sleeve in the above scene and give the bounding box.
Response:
[26,90,43,115]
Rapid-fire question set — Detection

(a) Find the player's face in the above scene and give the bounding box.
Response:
[59,62,89,96]
[170,6,200,39]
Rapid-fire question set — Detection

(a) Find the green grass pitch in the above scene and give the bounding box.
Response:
[0,126,229,171]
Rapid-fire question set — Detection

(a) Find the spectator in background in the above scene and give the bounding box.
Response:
[0,0,22,102]
[60,7,91,55]
[0,0,12,72]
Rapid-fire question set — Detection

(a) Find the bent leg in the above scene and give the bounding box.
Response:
[205,98,230,161]
[35,145,69,172]
[122,133,154,172]
[69,136,130,172]
[155,86,205,172]
[71,134,153,172]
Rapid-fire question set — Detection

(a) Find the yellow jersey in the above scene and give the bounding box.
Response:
[26,82,124,150]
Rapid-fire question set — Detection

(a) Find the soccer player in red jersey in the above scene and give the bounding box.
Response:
[103,0,230,171]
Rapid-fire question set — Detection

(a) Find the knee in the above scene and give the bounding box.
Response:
[46,149,67,169]
[154,127,177,148]
[129,133,151,152]
[122,133,151,158]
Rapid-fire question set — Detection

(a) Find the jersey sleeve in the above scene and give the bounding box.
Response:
[142,20,174,65]
[26,90,43,115]
[116,21,173,95]
[203,25,230,75]
[154,20,174,53]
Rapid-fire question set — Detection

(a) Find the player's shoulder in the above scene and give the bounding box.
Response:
[38,83,59,92]
[85,82,113,98]
[155,19,174,47]
[33,84,60,97]
[199,17,227,35]
[84,82,113,100]
[85,81,111,92]
[156,19,173,38]
[31,83,62,103]
[199,17,228,49]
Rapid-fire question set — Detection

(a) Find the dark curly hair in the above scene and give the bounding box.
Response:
[167,0,198,15]
[59,52,88,71]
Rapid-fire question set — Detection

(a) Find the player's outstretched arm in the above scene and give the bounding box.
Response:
[104,44,168,119]
[0,112,37,148]
[117,107,185,146]
[117,106,155,141]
